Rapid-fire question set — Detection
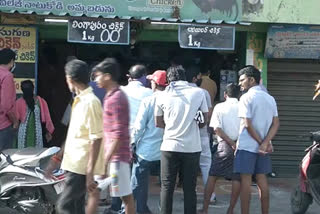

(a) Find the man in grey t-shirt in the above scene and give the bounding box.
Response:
[155,65,208,214]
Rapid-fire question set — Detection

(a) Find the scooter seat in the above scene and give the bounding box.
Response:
[1,147,48,163]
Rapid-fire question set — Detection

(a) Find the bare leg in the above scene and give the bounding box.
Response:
[240,174,252,214]
[255,174,269,214]
[198,176,218,214]
[86,189,100,214]
[226,180,241,214]
[121,194,135,214]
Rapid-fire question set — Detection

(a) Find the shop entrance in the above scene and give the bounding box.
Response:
[37,26,246,147]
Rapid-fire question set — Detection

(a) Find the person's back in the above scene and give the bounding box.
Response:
[214,99,240,142]
[156,65,208,214]
[200,74,217,106]
[0,48,17,150]
[158,81,206,152]
[15,80,54,149]
[121,64,152,130]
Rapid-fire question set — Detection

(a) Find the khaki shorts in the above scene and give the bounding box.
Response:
[109,161,132,197]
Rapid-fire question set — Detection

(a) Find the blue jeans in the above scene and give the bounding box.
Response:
[131,156,160,213]
[111,197,122,211]
[0,125,14,151]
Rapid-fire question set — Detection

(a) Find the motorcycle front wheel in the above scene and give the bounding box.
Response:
[7,187,54,214]
[291,184,313,214]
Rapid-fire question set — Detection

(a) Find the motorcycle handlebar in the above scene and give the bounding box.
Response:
[0,151,14,165]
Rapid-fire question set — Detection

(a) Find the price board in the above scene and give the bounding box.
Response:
[178,25,235,50]
[68,18,130,45]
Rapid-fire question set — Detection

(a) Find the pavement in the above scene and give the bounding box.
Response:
[98,176,319,214]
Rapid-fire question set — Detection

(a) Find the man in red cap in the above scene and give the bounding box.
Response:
[130,70,167,214]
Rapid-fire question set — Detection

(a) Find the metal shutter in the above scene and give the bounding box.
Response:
[268,60,320,176]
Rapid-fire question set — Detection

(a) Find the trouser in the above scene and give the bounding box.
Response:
[111,197,122,211]
[199,154,212,186]
[200,136,212,186]
[56,171,86,214]
[160,151,200,214]
[131,156,160,213]
[0,125,14,151]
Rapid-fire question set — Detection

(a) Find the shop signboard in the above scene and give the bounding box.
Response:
[0,25,37,94]
[178,25,235,50]
[265,25,320,59]
[68,18,130,45]
[0,0,241,22]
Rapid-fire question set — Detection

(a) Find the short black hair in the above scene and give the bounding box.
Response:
[65,59,89,85]
[93,58,120,81]
[238,65,261,84]
[129,64,146,79]
[185,65,200,83]
[166,65,186,83]
[0,48,16,65]
[225,83,240,98]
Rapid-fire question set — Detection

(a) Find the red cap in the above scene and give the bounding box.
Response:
[147,70,167,87]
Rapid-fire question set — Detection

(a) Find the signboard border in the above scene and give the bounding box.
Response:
[67,19,130,45]
[178,24,235,50]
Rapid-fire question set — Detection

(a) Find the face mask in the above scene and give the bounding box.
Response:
[137,75,150,88]
[10,63,16,73]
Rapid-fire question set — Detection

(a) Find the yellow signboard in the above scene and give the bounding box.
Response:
[14,78,35,94]
[0,26,36,63]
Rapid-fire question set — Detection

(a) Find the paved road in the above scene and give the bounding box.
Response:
[1,177,317,213]
[98,177,319,214]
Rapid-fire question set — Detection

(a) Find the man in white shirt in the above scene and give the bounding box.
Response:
[121,64,152,132]
[155,65,208,214]
[236,66,279,214]
[185,66,216,202]
[198,83,240,214]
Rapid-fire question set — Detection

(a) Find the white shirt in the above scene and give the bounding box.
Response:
[190,83,212,157]
[155,81,208,153]
[238,86,278,153]
[210,98,240,142]
[121,81,152,130]
[189,83,212,138]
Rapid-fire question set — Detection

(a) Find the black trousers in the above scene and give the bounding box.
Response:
[160,151,200,214]
[56,171,86,214]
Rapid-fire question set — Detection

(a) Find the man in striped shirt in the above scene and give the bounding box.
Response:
[94,58,135,214]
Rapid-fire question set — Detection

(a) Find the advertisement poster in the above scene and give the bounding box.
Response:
[0,25,37,94]
[265,25,320,59]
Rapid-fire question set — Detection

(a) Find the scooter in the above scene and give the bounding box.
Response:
[291,131,320,214]
[0,147,65,214]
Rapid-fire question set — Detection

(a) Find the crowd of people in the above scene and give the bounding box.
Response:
[0,47,279,214]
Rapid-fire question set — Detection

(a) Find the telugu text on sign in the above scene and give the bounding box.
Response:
[68,18,130,45]
[0,26,36,63]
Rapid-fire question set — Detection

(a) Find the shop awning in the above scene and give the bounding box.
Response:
[0,0,242,24]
